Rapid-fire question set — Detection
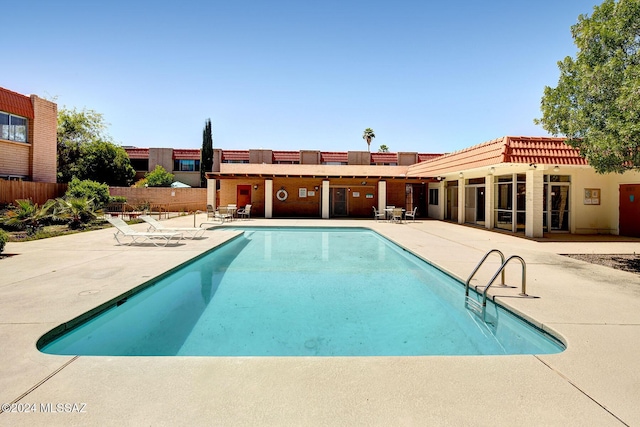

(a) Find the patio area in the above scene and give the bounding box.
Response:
[0,216,639,426]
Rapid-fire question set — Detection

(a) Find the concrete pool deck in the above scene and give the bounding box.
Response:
[0,216,639,426]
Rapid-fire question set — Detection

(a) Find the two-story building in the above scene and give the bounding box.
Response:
[0,87,57,182]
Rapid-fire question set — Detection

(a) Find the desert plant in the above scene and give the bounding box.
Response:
[0,229,7,254]
[53,197,100,229]
[3,199,55,235]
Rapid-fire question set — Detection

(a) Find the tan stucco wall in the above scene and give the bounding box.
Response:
[568,168,640,234]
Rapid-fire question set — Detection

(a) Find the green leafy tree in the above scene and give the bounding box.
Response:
[145,165,174,187]
[57,107,135,185]
[79,140,135,186]
[362,128,375,152]
[201,118,214,187]
[3,199,55,235]
[536,0,640,173]
[65,178,111,209]
[379,144,389,152]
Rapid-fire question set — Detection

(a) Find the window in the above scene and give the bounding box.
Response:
[173,159,200,172]
[129,159,149,171]
[429,188,439,205]
[0,112,28,143]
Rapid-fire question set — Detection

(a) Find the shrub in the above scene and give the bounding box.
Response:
[0,229,7,254]
[145,166,174,187]
[109,195,127,204]
[65,178,110,208]
[133,178,148,188]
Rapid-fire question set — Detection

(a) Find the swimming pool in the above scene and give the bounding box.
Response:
[39,227,564,356]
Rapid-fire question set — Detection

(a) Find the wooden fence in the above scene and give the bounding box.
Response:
[0,181,67,206]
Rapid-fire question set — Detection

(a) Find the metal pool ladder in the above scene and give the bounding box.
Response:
[464,249,527,319]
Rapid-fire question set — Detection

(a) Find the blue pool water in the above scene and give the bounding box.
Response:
[39,227,564,356]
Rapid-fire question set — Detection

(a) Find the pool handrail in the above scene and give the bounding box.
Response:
[465,249,505,297]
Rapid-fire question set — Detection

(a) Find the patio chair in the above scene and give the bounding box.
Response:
[216,206,233,222]
[372,206,386,222]
[106,217,183,247]
[405,207,418,222]
[206,204,216,220]
[139,215,206,239]
[391,208,404,223]
[237,204,252,219]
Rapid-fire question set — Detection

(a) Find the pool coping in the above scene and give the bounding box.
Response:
[1,216,639,425]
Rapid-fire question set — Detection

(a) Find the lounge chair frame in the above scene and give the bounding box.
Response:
[139,215,206,239]
[106,217,183,247]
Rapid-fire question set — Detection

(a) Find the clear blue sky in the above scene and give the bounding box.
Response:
[6,0,598,154]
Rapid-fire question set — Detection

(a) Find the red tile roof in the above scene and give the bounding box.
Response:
[407,136,586,177]
[273,150,300,162]
[370,152,397,163]
[0,87,34,119]
[417,153,442,162]
[506,136,587,165]
[173,149,201,160]
[321,152,348,163]
[125,148,149,159]
[222,150,250,162]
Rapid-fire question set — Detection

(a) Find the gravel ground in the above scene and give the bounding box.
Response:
[563,254,640,274]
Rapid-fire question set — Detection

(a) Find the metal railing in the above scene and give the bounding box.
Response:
[465,249,505,298]
[465,250,528,320]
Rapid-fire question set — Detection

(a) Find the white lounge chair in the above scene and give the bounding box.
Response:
[106,217,183,247]
[139,215,206,239]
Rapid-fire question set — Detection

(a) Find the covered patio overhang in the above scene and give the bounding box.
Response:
[206,165,436,219]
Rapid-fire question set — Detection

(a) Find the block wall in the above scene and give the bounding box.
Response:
[0,141,30,177]
[30,96,57,182]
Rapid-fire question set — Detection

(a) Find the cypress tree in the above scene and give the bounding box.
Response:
[200,118,214,187]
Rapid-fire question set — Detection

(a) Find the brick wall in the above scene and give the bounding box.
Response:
[109,187,207,211]
[30,96,57,182]
[0,141,30,177]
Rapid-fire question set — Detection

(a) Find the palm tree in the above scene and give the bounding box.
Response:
[53,197,100,229]
[362,128,375,152]
[3,199,55,235]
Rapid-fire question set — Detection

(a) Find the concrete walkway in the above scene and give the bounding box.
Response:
[0,216,639,426]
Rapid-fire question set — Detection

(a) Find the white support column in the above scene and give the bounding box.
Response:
[485,174,494,230]
[526,169,544,238]
[378,180,387,212]
[207,179,216,207]
[265,179,273,219]
[438,181,445,220]
[322,180,330,219]
[457,177,465,224]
